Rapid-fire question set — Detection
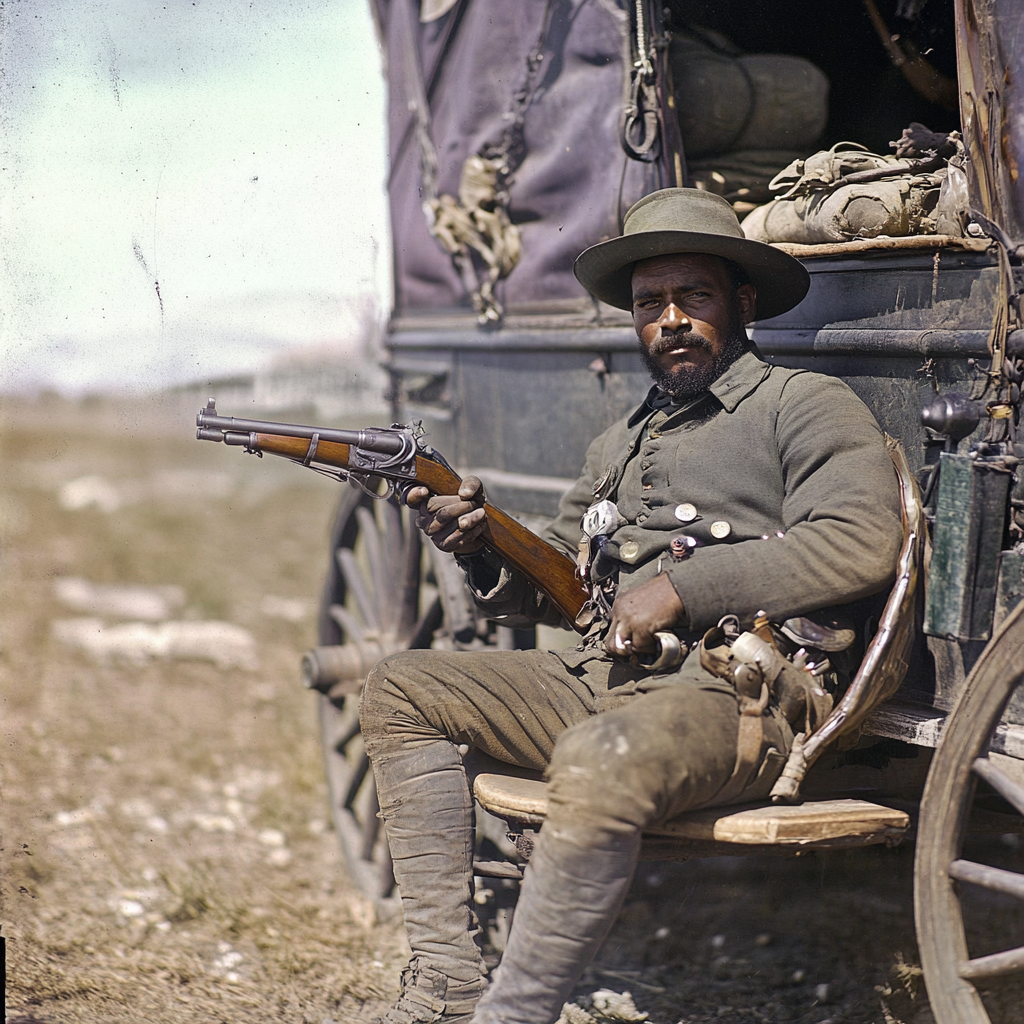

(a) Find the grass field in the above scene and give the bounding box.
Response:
[2,393,1021,1024]
[1,393,409,1022]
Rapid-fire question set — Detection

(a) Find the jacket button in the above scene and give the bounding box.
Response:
[619,541,640,562]
[710,520,732,539]
[674,503,697,522]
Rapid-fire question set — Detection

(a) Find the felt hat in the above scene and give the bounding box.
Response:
[573,188,809,321]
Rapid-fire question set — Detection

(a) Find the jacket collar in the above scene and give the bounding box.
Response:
[626,348,772,427]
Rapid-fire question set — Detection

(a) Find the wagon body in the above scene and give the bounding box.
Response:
[315,3,1024,1019]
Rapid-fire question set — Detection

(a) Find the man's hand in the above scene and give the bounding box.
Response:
[404,475,490,555]
[605,573,685,658]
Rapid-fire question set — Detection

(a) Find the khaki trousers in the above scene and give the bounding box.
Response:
[361,645,792,835]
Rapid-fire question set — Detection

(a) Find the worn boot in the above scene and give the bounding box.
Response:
[377,959,483,1024]
[470,823,641,1024]
[371,741,488,1023]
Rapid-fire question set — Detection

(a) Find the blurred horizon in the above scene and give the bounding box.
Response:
[0,0,390,398]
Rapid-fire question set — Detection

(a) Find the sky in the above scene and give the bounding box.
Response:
[0,0,389,395]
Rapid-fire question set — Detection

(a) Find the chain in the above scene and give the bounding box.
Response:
[480,0,557,194]
[634,0,653,76]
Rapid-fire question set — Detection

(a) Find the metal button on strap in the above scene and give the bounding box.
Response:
[674,502,697,522]
[710,520,731,539]
[620,540,640,562]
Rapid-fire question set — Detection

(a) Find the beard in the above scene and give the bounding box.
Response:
[638,310,749,399]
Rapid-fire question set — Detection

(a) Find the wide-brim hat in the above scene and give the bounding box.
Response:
[574,188,809,321]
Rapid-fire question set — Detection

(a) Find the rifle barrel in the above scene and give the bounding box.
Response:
[195,409,405,455]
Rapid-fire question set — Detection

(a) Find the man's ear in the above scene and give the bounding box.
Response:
[737,283,757,324]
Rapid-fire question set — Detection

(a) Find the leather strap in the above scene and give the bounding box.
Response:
[712,680,770,805]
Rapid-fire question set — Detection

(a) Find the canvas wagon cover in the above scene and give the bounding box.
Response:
[375,0,659,315]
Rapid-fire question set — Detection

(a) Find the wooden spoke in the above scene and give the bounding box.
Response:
[973,756,1024,817]
[949,859,1024,900]
[959,946,1024,981]
[329,603,365,643]
[377,841,394,900]
[337,548,381,633]
[355,506,391,627]
[399,512,423,635]
[343,751,371,810]
[376,496,404,584]
[332,716,362,756]
[407,595,444,651]
[360,784,381,862]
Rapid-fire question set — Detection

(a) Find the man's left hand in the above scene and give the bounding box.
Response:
[606,573,685,658]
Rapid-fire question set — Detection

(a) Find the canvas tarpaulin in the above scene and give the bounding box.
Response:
[376,0,660,315]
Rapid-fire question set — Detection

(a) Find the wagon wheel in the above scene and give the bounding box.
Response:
[313,482,518,915]
[915,599,1024,1024]
[315,483,442,910]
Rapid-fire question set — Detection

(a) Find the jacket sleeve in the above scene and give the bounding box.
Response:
[664,373,904,631]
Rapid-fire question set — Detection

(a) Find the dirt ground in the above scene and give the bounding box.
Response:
[2,394,1021,1024]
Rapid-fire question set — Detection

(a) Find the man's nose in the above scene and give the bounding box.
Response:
[657,303,689,332]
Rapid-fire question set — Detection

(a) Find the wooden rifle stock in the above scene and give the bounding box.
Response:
[211,425,589,631]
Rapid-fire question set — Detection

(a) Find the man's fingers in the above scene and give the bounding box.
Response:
[405,485,430,508]
[628,624,658,653]
[605,627,632,658]
[436,522,486,553]
[425,501,477,532]
[458,475,484,501]
[408,477,488,553]
[604,618,658,657]
[426,494,472,516]
[456,507,486,532]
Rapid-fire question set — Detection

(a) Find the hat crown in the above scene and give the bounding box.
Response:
[573,186,809,319]
[623,188,744,241]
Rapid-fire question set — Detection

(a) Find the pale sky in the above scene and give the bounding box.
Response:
[0,0,389,394]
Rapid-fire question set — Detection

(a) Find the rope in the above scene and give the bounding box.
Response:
[633,0,653,76]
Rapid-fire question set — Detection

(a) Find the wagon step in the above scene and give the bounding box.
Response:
[473,773,910,850]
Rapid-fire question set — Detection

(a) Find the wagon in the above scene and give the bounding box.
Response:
[304,4,1024,1021]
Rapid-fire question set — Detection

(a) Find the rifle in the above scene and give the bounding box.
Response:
[196,399,589,630]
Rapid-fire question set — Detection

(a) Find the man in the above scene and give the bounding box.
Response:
[360,188,903,1024]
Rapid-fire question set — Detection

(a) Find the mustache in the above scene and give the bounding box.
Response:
[646,331,714,357]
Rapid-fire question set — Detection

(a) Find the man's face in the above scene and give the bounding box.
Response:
[631,253,756,398]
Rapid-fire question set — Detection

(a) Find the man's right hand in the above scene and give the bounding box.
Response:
[404,475,490,555]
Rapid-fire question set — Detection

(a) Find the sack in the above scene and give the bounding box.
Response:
[741,142,945,244]
[670,35,828,158]
[731,54,829,153]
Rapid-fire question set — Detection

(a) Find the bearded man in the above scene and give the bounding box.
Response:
[360,188,903,1024]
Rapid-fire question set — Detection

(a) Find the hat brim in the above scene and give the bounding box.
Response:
[573,229,810,321]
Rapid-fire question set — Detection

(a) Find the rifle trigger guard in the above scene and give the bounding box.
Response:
[348,471,397,501]
[303,433,320,466]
